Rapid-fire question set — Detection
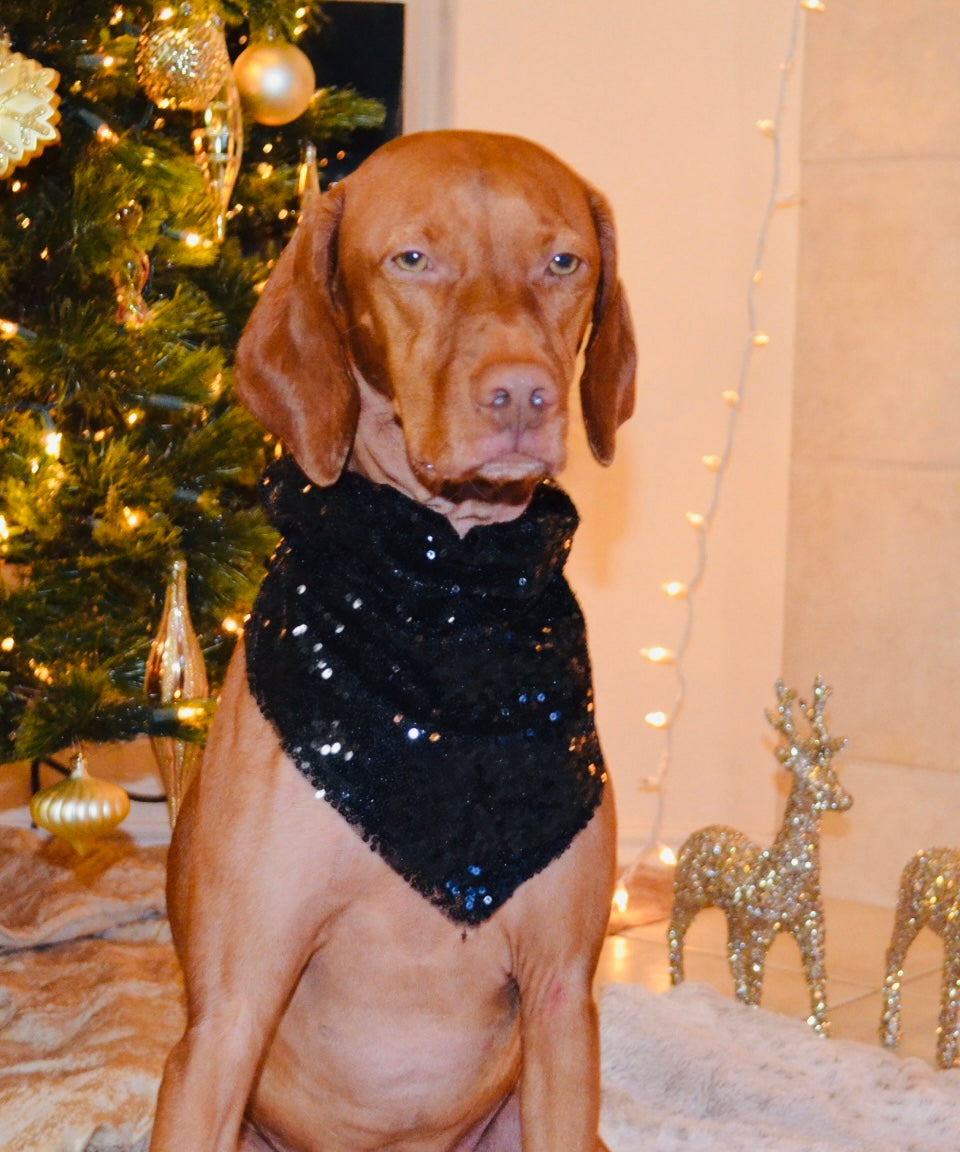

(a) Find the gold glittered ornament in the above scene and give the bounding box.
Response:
[669,677,851,1036]
[136,4,231,111]
[30,750,130,856]
[0,35,61,179]
[145,557,208,827]
[882,846,960,1068]
[233,35,315,126]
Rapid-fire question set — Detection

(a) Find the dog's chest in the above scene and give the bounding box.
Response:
[246,457,606,926]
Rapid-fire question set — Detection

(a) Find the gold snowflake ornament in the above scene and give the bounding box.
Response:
[0,36,61,179]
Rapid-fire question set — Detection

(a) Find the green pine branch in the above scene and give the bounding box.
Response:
[0,1,384,764]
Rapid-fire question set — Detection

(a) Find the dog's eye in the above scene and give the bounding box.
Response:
[393,250,430,272]
[547,253,581,277]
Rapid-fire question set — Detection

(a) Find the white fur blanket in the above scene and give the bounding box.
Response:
[2,828,959,1152]
[599,982,960,1151]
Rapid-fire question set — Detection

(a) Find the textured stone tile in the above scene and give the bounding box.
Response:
[784,460,960,774]
[793,157,960,466]
[802,0,960,160]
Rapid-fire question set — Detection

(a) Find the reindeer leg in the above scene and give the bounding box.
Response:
[725,915,761,1006]
[880,894,923,1051]
[936,948,960,1069]
[794,917,829,1037]
[667,857,705,986]
[667,897,696,986]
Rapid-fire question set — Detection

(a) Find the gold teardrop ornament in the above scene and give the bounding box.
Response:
[145,557,208,827]
[30,751,130,856]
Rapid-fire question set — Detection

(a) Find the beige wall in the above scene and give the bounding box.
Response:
[452,0,960,906]
[451,2,802,868]
[783,0,960,904]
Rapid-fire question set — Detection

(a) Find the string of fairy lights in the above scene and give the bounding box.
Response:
[617,0,825,904]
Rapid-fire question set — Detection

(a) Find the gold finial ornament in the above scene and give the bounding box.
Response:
[668,678,851,1035]
[30,750,130,855]
[145,557,208,827]
[297,141,321,214]
[192,73,244,243]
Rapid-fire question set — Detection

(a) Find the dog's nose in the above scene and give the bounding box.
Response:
[476,364,557,429]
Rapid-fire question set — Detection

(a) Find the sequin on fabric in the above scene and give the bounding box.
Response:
[245,455,605,925]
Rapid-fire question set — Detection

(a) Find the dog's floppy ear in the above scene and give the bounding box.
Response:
[235,186,358,486]
[580,188,637,466]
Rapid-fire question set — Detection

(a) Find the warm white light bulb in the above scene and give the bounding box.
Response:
[701,454,721,472]
[641,646,675,665]
[753,331,771,347]
[660,581,688,599]
[686,511,705,529]
[645,711,669,730]
[658,844,678,867]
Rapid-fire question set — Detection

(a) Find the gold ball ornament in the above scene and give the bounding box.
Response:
[136,5,231,111]
[233,38,315,126]
[30,751,130,856]
[0,35,61,179]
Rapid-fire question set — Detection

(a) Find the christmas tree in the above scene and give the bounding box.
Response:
[0,3,385,777]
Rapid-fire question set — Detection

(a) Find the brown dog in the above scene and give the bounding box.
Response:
[151,130,635,1152]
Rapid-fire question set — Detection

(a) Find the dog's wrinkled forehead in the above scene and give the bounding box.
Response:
[337,131,598,259]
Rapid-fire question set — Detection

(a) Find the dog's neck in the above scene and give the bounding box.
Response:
[346,376,536,538]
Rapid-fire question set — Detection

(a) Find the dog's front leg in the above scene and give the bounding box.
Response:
[150,773,324,1152]
[151,647,336,1152]
[517,964,602,1152]
[506,790,616,1152]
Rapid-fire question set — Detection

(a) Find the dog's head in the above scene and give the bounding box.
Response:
[236,131,636,495]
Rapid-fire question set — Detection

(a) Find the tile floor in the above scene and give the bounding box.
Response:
[597,899,949,1068]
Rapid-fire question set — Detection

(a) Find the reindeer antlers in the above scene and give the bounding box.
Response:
[765,676,847,769]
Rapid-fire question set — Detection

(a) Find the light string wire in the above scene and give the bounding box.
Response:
[624,0,819,885]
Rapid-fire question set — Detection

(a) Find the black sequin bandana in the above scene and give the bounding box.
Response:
[246,455,606,926]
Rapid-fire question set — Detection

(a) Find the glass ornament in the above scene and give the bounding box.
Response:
[136,4,231,112]
[192,74,243,242]
[30,750,130,856]
[232,35,315,126]
[144,557,208,827]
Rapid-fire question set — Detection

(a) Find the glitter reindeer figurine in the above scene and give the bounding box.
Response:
[668,677,852,1035]
[881,846,960,1068]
